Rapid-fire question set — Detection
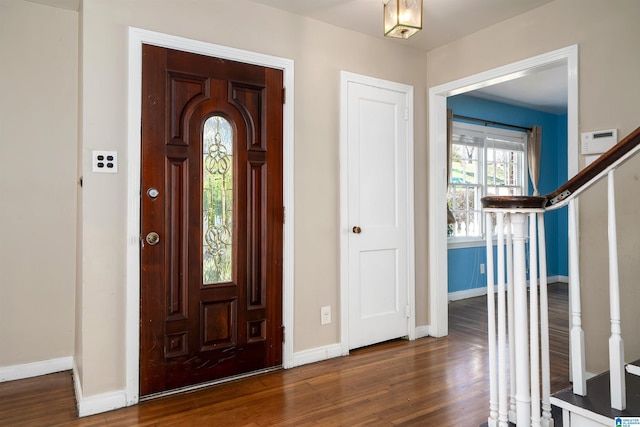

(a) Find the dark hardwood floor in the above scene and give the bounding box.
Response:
[0,284,570,426]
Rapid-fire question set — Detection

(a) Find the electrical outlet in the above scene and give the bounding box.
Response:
[321,306,331,325]
[480,263,485,274]
[92,150,118,173]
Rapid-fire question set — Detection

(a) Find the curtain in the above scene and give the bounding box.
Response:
[527,125,542,196]
[446,109,455,225]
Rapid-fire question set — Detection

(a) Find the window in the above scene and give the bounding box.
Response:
[202,115,233,284]
[447,121,527,242]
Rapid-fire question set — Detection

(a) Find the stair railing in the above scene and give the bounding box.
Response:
[481,126,640,426]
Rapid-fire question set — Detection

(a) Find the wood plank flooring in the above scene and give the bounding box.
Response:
[0,284,570,426]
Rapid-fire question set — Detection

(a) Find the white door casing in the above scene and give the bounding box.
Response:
[340,71,415,353]
[427,45,579,337]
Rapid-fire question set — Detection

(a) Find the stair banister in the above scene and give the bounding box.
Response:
[483,197,547,427]
[480,126,640,426]
[545,127,640,211]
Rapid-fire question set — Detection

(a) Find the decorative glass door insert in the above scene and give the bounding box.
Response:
[203,116,233,284]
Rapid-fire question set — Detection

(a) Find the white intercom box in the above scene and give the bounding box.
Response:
[581,129,618,155]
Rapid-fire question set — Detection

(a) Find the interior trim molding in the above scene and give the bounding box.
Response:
[415,325,430,339]
[73,359,127,417]
[0,356,72,383]
[125,27,295,410]
[447,276,569,302]
[291,344,343,368]
[428,44,579,338]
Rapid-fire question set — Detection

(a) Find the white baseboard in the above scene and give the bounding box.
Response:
[0,356,73,382]
[415,325,430,339]
[73,360,128,417]
[448,287,488,302]
[291,343,343,368]
[448,276,569,302]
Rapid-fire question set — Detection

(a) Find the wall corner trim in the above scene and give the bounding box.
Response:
[73,361,128,417]
[291,344,343,368]
[0,356,73,383]
[415,325,430,339]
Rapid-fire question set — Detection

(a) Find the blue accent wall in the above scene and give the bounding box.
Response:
[447,95,568,295]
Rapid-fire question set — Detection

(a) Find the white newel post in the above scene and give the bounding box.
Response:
[607,171,626,410]
[486,206,550,426]
[568,199,586,396]
[511,213,531,426]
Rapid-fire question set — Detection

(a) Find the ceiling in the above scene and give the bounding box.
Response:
[469,63,568,114]
[27,0,566,113]
[247,0,567,113]
[246,0,554,52]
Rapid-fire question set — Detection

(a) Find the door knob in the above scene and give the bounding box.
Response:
[352,226,362,234]
[146,232,160,245]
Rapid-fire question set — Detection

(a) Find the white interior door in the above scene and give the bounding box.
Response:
[341,72,414,351]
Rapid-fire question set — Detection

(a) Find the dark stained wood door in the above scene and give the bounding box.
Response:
[140,44,284,396]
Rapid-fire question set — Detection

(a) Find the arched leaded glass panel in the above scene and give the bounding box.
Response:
[203,116,233,284]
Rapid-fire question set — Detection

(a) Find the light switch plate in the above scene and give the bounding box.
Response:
[92,150,118,173]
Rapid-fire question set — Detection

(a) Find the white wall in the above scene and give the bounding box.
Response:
[0,0,78,368]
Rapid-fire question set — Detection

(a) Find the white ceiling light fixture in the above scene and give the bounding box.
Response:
[384,0,422,39]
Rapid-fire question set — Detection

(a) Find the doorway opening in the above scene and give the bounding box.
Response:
[126,27,295,405]
[428,45,579,336]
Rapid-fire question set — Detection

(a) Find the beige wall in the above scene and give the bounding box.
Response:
[0,0,78,367]
[7,0,640,401]
[75,0,429,396]
[427,0,640,374]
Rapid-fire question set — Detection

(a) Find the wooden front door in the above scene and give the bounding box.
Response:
[140,44,284,396]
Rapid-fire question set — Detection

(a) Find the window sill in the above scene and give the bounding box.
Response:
[448,235,530,249]
[447,238,485,249]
